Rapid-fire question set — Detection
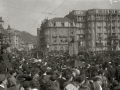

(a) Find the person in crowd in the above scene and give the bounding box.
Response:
[108,64,116,82]
[0,74,8,90]
[116,62,120,83]
[96,70,109,90]
[1,44,13,71]
[92,77,103,90]
[8,70,17,87]
[46,72,60,90]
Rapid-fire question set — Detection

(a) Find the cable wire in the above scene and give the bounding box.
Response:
[48,0,67,17]
[0,4,58,15]
[30,0,67,34]
[27,0,56,32]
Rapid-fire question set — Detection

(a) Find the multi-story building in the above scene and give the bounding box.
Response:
[7,25,20,49]
[38,9,120,53]
[13,30,20,49]
[39,17,78,54]
[86,9,120,51]
[65,10,87,51]
[66,9,120,51]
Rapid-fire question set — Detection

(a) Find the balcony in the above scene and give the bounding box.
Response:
[59,35,67,38]
[97,36,102,40]
[77,20,85,22]
[111,35,118,39]
[52,35,57,38]
[96,19,103,21]
[97,26,102,28]
[79,37,85,40]
[96,42,103,47]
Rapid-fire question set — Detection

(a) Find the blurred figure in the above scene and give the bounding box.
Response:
[1,44,12,71]
[0,74,8,90]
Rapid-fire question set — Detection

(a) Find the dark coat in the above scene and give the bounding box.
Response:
[108,67,116,80]
[57,78,66,90]
[116,65,120,81]
[2,52,12,71]
[104,70,110,82]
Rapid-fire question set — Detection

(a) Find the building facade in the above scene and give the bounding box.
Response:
[86,9,120,51]
[66,9,120,51]
[65,10,87,51]
[39,17,78,54]
[38,9,120,53]
[6,25,21,49]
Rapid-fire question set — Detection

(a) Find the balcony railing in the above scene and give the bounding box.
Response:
[111,35,118,39]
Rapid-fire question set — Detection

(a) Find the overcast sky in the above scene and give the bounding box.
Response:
[0,0,119,35]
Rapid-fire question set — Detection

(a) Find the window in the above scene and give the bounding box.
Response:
[80,42,83,46]
[53,38,57,42]
[83,16,85,20]
[71,30,74,35]
[60,38,63,42]
[66,46,68,50]
[61,22,65,27]
[70,23,73,26]
[65,38,67,42]
[53,22,56,26]
[53,29,57,36]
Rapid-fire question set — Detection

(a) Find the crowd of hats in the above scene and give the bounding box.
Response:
[0,51,120,90]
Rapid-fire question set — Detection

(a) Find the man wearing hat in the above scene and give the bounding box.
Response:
[0,74,8,90]
[1,44,12,71]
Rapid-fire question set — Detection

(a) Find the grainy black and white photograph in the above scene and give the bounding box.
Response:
[0,0,120,90]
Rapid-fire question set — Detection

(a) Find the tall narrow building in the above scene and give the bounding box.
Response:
[65,10,87,51]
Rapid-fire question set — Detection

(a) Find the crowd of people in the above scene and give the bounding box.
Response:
[0,45,120,90]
